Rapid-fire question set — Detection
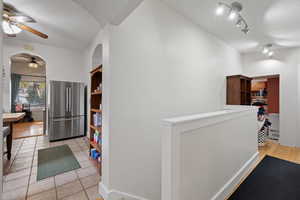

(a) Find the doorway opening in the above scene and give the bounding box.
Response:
[251,75,280,142]
[10,53,46,139]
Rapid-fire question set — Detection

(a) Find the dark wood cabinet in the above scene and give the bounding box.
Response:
[227,75,252,105]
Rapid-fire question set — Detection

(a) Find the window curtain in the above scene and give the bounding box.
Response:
[11,73,21,112]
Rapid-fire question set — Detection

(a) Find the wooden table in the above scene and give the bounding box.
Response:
[3,113,25,159]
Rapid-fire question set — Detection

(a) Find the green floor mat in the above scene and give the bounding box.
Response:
[37,144,81,181]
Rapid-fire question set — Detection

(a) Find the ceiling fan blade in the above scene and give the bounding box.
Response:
[15,23,48,39]
[10,15,36,23]
[3,2,22,15]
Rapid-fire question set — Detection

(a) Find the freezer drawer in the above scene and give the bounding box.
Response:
[71,116,85,137]
[49,116,85,141]
[49,118,72,141]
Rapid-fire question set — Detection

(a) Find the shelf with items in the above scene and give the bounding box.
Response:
[91,109,102,113]
[91,90,102,95]
[89,65,102,174]
[90,141,101,152]
[90,124,102,132]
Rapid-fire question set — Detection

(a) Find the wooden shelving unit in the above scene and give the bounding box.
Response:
[89,65,102,174]
[227,75,252,105]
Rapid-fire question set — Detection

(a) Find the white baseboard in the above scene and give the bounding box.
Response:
[99,182,149,200]
[211,151,259,200]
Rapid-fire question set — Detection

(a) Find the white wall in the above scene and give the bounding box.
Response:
[242,48,300,147]
[102,0,243,199]
[3,39,87,111]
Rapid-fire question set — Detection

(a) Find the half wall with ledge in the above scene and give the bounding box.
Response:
[162,105,259,200]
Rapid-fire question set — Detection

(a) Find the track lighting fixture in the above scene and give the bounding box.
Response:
[262,44,274,58]
[216,1,250,34]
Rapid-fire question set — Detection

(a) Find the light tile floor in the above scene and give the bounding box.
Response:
[3,136,103,200]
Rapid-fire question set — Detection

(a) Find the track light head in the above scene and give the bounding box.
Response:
[216,3,226,16]
[228,10,238,20]
[262,47,269,54]
[262,44,274,57]
[268,51,274,57]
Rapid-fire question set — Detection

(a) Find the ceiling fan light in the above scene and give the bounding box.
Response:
[2,20,22,35]
[216,3,226,16]
[28,62,38,68]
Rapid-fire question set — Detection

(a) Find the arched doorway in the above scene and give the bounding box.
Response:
[10,53,46,139]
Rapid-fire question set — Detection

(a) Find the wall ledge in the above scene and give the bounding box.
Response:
[163,105,257,126]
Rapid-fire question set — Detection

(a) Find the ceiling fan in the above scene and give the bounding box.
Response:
[2,2,48,39]
[28,57,39,68]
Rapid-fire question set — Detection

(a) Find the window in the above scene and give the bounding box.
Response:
[16,80,46,107]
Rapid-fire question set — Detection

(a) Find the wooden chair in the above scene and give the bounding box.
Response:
[3,126,11,159]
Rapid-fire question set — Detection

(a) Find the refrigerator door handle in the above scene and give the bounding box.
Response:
[65,87,69,112]
[69,87,72,113]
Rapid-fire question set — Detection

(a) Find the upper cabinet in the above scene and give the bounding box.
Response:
[227,75,252,105]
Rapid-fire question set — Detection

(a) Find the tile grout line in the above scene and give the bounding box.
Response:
[24,137,38,200]
[77,169,90,200]
[2,138,25,193]
[54,174,59,200]
[6,138,25,174]
[77,137,100,200]
[75,138,91,199]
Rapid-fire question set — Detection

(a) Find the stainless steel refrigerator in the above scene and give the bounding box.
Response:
[48,81,86,141]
